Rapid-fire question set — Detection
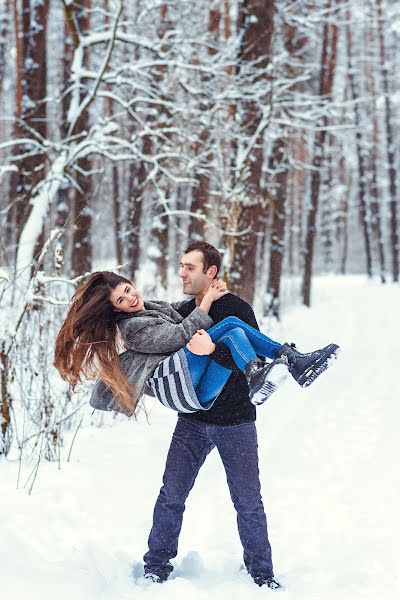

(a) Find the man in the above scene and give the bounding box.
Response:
[143,241,281,589]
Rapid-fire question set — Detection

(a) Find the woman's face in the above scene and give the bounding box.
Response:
[109,282,144,313]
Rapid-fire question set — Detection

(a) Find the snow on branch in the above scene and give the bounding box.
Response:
[67,1,123,136]
[13,154,67,302]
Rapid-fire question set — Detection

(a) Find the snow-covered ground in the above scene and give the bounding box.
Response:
[1,276,399,600]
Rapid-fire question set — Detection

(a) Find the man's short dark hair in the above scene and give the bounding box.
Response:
[183,241,222,275]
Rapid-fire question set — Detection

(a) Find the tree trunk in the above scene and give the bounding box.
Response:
[0,344,12,456]
[340,194,349,276]
[265,11,309,316]
[320,137,334,271]
[188,5,221,241]
[71,159,92,276]
[346,13,372,279]
[0,1,10,90]
[266,137,288,318]
[228,0,275,304]
[126,149,148,279]
[337,153,350,276]
[376,0,398,282]
[0,1,14,258]
[148,2,175,289]
[366,5,386,283]
[55,17,75,271]
[8,0,50,266]
[112,163,123,266]
[68,1,92,277]
[302,0,338,306]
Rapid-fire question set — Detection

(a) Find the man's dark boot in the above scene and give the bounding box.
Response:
[276,342,340,388]
[245,357,289,405]
[143,571,169,584]
[254,575,282,589]
[143,565,170,583]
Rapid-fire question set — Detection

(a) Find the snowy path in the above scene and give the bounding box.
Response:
[1,276,399,600]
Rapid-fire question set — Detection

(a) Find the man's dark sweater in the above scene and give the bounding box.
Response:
[176,293,258,425]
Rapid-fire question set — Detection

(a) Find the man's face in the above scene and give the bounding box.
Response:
[179,250,215,296]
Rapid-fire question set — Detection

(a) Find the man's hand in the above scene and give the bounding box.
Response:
[186,329,216,355]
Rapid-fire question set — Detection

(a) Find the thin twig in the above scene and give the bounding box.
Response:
[67,412,84,462]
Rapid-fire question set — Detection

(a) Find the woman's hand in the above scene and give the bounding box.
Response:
[199,279,228,314]
[203,279,229,303]
[186,329,216,355]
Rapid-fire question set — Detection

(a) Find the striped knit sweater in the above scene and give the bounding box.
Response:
[147,349,218,413]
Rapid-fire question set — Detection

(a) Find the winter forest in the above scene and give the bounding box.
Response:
[0,1,399,597]
[0,0,399,454]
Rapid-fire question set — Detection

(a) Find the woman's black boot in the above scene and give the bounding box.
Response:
[276,342,340,388]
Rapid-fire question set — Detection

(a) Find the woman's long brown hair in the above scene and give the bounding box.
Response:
[54,272,139,415]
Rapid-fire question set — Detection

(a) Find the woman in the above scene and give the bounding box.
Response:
[55,272,339,416]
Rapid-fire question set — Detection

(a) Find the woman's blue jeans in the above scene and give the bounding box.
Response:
[184,316,281,405]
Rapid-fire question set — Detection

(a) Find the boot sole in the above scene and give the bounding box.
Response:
[297,344,340,388]
[251,363,289,406]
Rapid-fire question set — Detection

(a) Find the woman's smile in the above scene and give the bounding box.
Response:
[109,283,144,313]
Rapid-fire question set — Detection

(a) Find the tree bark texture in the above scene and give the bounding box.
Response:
[228,0,275,304]
[266,137,288,318]
[376,0,398,282]
[67,1,93,277]
[8,0,50,263]
[188,5,221,241]
[346,15,373,279]
[302,0,338,306]
[0,345,12,455]
[366,8,386,282]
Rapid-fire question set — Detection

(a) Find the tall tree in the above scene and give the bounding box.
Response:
[266,137,288,317]
[376,0,398,282]
[0,0,12,263]
[302,0,338,306]
[227,0,275,304]
[64,0,93,277]
[149,1,174,289]
[345,11,373,278]
[0,342,12,455]
[54,14,75,267]
[0,1,10,90]
[126,152,148,279]
[188,2,221,241]
[366,1,386,282]
[265,6,309,317]
[8,0,50,265]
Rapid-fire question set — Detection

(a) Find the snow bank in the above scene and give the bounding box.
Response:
[1,276,399,600]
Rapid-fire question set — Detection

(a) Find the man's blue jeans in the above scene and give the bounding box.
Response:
[184,316,282,405]
[143,416,274,582]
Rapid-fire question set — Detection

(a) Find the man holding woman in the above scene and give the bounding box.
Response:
[55,240,339,589]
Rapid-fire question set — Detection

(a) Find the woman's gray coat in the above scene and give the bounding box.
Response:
[89,300,213,413]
